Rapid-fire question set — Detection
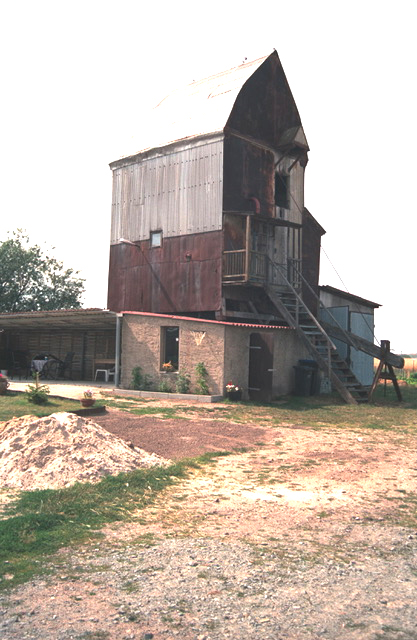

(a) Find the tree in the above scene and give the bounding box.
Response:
[0,230,85,312]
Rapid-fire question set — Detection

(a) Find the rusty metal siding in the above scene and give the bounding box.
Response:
[110,138,223,244]
[223,135,303,225]
[226,54,302,151]
[107,230,223,314]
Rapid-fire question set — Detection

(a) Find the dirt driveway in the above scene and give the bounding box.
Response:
[92,406,272,460]
[1,405,417,640]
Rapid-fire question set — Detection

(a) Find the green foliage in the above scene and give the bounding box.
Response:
[407,372,417,386]
[158,378,172,393]
[0,230,85,312]
[131,366,152,390]
[175,370,191,394]
[195,361,209,395]
[25,374,50,405]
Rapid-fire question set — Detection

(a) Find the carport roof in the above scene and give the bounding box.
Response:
[0,308,117,331]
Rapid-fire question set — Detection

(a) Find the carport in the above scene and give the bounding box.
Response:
[0,309,118,382]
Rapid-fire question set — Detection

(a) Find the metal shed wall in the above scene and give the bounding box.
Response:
[350,312,374,386]
[110,137,224,244]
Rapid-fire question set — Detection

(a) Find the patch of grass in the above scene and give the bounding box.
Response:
[374,626,417,640]
[317,510,330,519]
[383,492,417,528]
[197,571,210,579]
[193,450,231,464]
[131,532,157,547]
[104,387,417,437]
[0,391,87,421]
[0,451,225,590]
[343,620,368,630]
[77,632,110,640]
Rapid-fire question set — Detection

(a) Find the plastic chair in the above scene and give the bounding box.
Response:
[95,369,109,382]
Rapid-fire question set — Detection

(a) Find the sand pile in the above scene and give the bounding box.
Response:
[0,412,170,491]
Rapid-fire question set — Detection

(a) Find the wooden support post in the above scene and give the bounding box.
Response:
[369,340,402,402]
[245,214,251,282]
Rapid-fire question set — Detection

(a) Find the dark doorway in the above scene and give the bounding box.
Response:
[248,332,274,402]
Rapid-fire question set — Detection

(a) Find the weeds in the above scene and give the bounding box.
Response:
[195,361,209,395]
[175,370,191,394]
[131,366,152,391]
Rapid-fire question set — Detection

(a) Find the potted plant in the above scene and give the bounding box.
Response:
[0,372,10,395]
[225,381,242,401]
[162,361,175,373]
[81,389,95,407]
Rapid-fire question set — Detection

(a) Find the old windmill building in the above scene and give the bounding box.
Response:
[106,51,402,403]
[108,51,312,320]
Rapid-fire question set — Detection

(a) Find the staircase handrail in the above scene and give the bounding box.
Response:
[286,258,361,351]
[266,257,337,352]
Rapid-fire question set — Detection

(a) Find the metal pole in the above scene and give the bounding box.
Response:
[115,313,122,387]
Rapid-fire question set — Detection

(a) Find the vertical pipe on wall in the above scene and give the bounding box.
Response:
[81,332,87,380]
[115,314,122,387]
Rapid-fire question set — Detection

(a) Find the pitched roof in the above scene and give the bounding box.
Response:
[114,54,270,162]
[122,310,290,330]
[0,309,117,330]
[319,286,380,309]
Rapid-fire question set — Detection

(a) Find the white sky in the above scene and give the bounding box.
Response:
[1,0,415,354]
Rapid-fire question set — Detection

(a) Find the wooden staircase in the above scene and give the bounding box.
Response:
[266,285,369,404]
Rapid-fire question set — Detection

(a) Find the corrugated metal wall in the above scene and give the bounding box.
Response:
[350,312,374,386]
[110,138,224,244]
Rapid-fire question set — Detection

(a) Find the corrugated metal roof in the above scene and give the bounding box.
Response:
[115,54,270,163]
[319,286,381,309]
[0,309,117,330]
[122,310,291,331]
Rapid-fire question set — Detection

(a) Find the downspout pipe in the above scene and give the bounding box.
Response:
[248,196,261,214]
[115,313,122,387]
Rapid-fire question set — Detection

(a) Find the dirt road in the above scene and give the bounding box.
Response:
[1,409,417,639]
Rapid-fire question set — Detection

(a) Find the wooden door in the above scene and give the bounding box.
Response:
[248,332,274,402]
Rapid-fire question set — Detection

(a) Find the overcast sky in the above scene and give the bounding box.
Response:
[1,0,415,354]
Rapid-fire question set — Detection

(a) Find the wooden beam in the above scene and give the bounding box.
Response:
[224,310,278,322]
[321,322,404,369]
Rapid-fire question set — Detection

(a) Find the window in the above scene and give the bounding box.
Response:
[161,326,179,370]
[275,173,289,209]
[150,230,162,247]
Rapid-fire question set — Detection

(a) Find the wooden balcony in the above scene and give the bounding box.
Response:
[223,250,301,289]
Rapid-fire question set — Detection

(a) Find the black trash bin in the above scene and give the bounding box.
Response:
[293,360,319,396]
[293,365,314,396]
[300,360,319,395]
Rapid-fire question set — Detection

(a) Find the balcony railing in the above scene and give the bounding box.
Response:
[223,249,246,279]
[223,250,301,290]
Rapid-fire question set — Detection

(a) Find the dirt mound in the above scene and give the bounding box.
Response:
[0,412,171,491]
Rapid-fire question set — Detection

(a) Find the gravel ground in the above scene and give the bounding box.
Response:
[1,529,416,640]
[1,392,417,639]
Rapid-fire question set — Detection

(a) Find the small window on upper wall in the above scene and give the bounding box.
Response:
[275,173,289,209]
[150,230,162,247]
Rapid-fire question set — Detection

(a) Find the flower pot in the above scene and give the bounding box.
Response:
[80,398,95,408]
[227,390,242,401]
[0,381,9,395]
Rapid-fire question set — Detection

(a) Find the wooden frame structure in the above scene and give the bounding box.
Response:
[369,340,402,402]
